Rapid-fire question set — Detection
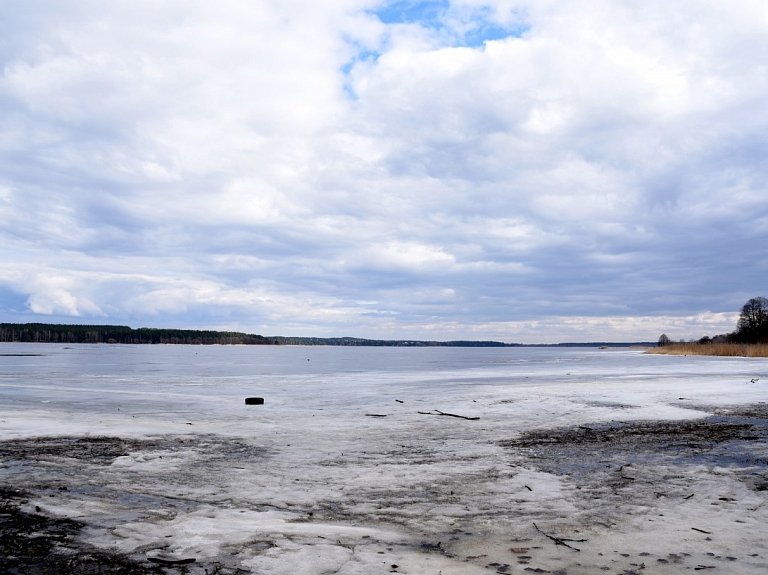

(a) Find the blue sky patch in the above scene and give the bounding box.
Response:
[341,49,380,76]
[369,1,528,48]
[341,48,381,99]
[375,0,449,27]
[462,21,528,47]
[343,3,528,96]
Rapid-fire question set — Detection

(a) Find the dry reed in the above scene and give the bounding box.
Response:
[646,343,768,357]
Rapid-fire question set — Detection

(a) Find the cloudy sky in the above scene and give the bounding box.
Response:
[0,0,766,343]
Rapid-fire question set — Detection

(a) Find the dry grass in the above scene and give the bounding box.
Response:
[646,343,768,357]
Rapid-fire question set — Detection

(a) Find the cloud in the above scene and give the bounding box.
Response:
[2,268,103,317]
[0,0,766,341]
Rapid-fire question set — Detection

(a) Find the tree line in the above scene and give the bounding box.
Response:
[658,296,768,346]
[0,324,517,346]
[0,324,277,345]
[268,336,517,346]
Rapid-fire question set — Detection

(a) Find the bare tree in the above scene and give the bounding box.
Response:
[658,334,670,347]
[736,297,768,343]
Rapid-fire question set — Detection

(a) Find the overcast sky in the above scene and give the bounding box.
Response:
[0,0,766,343]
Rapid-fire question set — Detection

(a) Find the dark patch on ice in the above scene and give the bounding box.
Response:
[0,436,159,465]
[0,435,270,469]
[500,404,768,476]
[582,401,638,410]
[0,486,165,574]
[499,403,768,527]
[0,484,262,574]
[0,434,275,574]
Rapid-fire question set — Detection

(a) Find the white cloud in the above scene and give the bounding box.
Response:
[351,241,455,271]
[23,275,102,317]
[0,1,766,341]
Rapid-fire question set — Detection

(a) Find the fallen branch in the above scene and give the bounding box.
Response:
[416,410,480,420]
[365,414,387,417]
[437,410,480,420]
[532,523,584,552]
[684,494,695,500]
[148,557,196,565]
[557,537,588,543]
[691,527,711,534]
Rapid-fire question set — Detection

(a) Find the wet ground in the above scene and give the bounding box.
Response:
[500,403,768,493]
[0,486,166,575]
[0,436,262,575]
[2,405,768,574]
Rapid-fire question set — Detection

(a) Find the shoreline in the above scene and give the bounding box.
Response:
[3,404,768,574]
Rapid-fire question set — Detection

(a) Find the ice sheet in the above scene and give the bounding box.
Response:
[1,344,767,574]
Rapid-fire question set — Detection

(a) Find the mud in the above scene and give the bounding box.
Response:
[0,487,165,575]
[0,436,266,575]
[0,435,269,467]
[500,403,768,491]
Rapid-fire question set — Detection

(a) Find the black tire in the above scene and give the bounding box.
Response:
[245,397,264,405]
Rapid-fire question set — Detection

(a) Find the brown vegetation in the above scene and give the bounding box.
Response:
[646,342,768,357]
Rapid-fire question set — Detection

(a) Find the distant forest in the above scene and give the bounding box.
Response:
[0,324,516,346]
[0,324,275,345]
[0,323,653,347]
[269,336,519,347]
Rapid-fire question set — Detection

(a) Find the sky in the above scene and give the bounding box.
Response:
[0,0,766,343]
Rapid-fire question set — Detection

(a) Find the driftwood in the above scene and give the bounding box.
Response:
[417,410,480,421]
[691,527,711,534]
[148,557,196,565]
[365,414,387,417]
[532,522,585,552]
[684,493,695,500]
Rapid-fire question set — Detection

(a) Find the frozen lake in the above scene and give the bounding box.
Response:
[1,343,767,574]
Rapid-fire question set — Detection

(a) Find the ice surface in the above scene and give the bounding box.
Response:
[1,344,767,574]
